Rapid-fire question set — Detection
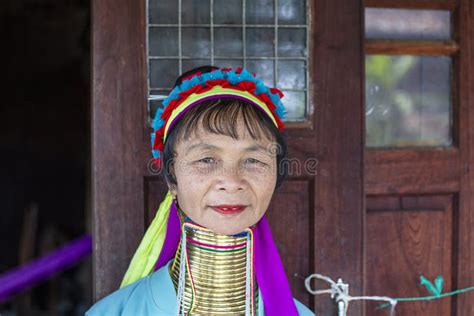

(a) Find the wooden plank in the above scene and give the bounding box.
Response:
[365,40,459,55]
[366,148,460,194]
[91,0,147,301]
[455,0,474,313]
[312,0,364,314]
[365,195,453,315]
[364,0,457,10]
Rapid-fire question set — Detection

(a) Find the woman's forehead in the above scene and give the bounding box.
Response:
[177,131,275,154]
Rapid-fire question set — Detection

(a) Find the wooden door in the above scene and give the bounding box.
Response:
[362,1,474,315]
[91,0,363,315]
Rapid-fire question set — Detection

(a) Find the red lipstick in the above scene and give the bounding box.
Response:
[211,205,247,214]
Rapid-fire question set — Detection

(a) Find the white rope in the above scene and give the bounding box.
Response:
[305,274,397,316]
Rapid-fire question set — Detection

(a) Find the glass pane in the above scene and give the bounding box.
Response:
[149,27,178,56]
[182,59,212,73]
[278,0,306,25]
[277,60,306,89]
[281,90,306,121]
[214,0,242,24]
[246,28,274,57]
[365,55,451,147]
[278,28,306,57]
[214,59,243,69]
[182,28,211,57]
[215,28,243,57]
[246,0,274,24]
[149,59,179,88]
[182,0,210,24]
[365,8,451,40]
[149,0,178,24]
[247,60,274,87]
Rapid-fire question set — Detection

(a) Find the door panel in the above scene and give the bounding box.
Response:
[366,195,453,315]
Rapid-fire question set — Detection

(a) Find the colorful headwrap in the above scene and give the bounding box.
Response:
[150,67,286,167]
[122,67,299,315]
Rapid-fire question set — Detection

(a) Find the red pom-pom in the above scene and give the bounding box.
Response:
[205,79,230,88]
[196,85,213,94]
[178,84,206,98]
[156,126,165,137]
[152,137,161,150]
[270,88,284,98]
[274,114,285,129]
[221,68,232,72]
[152,158,161,169]
[162,99,178,119]
[153,126,166,150]
[235,67,243,74]
[236,81,256,93]
[257,93,277,111]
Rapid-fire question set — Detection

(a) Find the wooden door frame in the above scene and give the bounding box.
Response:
[91,0,148,300]
[311,0,364,315]
[91,2,365,316]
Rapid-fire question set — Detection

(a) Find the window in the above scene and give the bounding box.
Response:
[365,7,455,147]
[147,0,309,123]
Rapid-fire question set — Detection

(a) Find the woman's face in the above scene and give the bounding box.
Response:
[170,117,277,235]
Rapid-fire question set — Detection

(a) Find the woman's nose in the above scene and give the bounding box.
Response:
[216,163,247,192]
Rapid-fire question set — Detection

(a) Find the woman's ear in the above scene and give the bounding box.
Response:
[168,185,177,196]
[165,157,178,195]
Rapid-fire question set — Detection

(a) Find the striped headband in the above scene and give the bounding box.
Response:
[150,67,287,167]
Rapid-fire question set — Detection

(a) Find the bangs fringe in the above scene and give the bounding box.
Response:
[174,99,275,142]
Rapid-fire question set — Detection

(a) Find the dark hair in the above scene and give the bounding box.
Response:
[161,66,288,190]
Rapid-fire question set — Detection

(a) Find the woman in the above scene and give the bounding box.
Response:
[86,66,314,315]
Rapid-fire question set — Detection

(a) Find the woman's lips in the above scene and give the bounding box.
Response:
[211,205,247,214]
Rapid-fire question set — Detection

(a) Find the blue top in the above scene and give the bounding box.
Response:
[86,260,314,315]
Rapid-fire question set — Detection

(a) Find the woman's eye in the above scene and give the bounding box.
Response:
[245,158,265,165]
[197,157,216,164]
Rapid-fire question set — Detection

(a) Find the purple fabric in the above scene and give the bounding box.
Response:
[0,235,92,304]
[153,200,298,315]
[254,216,299,315]
[155,200,181,270]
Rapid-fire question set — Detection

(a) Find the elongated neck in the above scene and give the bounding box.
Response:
[170,220,258,315]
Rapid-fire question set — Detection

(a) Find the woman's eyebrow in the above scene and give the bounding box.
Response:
[244,144,269,153]
[185,143,270,154]
[185,143,220,154]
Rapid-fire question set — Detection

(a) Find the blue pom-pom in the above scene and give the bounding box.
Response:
[275,104,287,119]
[211,69,224,79]
[189,75,201,87]
[200,72,213,82]
[180,79,193,91]
[269,93,280,106]
[239,69,254,82]
[227,72,239,85]
[255,82,266,95]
